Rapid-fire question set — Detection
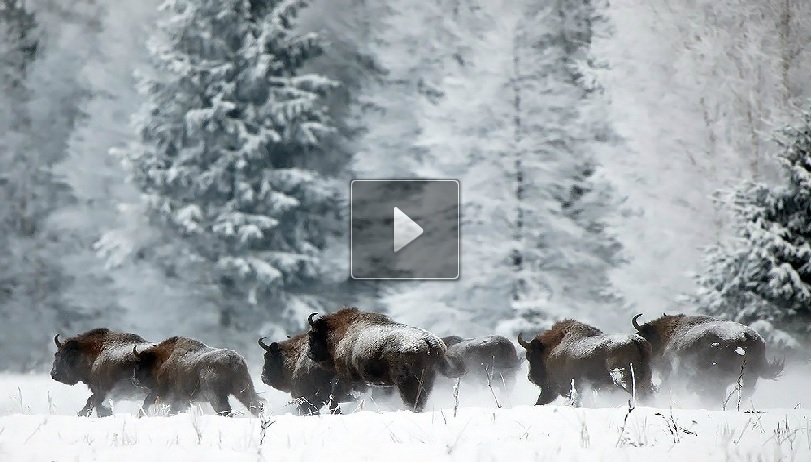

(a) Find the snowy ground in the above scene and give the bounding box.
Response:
[1,362,810,461]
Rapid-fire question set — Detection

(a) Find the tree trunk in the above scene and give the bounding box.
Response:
[511,27,524,302]
[779,0,792,112]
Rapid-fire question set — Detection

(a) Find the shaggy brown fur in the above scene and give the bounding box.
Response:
[632,313,784,401]
[258,333,361,415]
[50,328,151,417]
[441,335,521,390]
[519,319,654,405]
[133,336,264,416]
[307,307,465,412]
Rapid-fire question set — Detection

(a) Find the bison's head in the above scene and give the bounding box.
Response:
[50,335,82,385]
[131,346,158,388]
[306,313,332,366]
[442,335,464,347]
[518,333,547,386]
[258,337,285,387]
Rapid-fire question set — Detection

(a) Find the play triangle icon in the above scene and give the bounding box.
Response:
[393,207,423,252]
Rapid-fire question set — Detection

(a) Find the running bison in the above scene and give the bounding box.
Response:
[50,328,152,417]
[258,333,360,415]
[442,335,520,390]
[631,313,784,402]
[518,319,654,405]
[306,307,465,412]
[132,336,264,416]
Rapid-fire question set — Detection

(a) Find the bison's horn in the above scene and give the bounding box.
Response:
[632,313,643,330]
[132,346,141,357]
[257,337,272,351]
[53,334,62,348]
[308,312,318,327]
[517,333,531,349]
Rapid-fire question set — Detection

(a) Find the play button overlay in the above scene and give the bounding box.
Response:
[351,179,459,280]
[393,207,423,252]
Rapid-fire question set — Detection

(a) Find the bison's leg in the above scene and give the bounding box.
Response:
[138,391,159,417]
[534,381,560,406]
[695,376,728,409]
[397,368,436,412]
[78,396,95,417]
[327,400,342,415]
[95,402,113,417]
[210,393,233,417]
[296,396,321,416]
[634,364,656,403]
[325,378,356,415]
[168,398,190,415]
[535,391,556,406]
[79,392,112,417]
[740,373,758,401]
[295,383,324,415]
[612,363,654,403]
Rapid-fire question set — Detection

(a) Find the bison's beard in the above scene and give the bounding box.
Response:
[51,372,80,385]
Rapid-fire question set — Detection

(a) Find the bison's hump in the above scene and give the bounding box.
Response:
[560,334,639,358]
[179,347,243,365]
[338,323,441,359]
[458,335,511,348]
[96,339,153,363]
[676,321,760,347]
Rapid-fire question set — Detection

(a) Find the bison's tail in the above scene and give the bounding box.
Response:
[234,382,265,417]
[757,355,785,380]
[739,332,785,381]
[226,356,265,416]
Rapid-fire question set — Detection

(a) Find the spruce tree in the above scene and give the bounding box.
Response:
[125,0,338,329]
[695,109,811,349]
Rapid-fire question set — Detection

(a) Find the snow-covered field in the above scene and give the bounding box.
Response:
[1,363,810,461]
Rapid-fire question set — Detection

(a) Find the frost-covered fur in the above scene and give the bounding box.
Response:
[442,335,520,390]
[520,320,654,406]
[133,336,264,416]
[633,314,784,401]
[307,307,465,412]
[50,328,152,417]
[258,333,360,415]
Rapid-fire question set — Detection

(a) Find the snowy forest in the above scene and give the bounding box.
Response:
[1,0,811,370]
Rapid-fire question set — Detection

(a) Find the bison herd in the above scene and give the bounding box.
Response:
[49,308,784,417]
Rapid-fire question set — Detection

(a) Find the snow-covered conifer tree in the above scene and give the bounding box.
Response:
[694,109,811,350]
[124,0,339,331]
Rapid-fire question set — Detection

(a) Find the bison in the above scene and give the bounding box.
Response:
[50,328,152,417]
[132,336,264,416]
[631,313,784,402]
[258,333,360,415]
[518,319,654,405]
[441,335,520,390]
[306,307,465,412]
